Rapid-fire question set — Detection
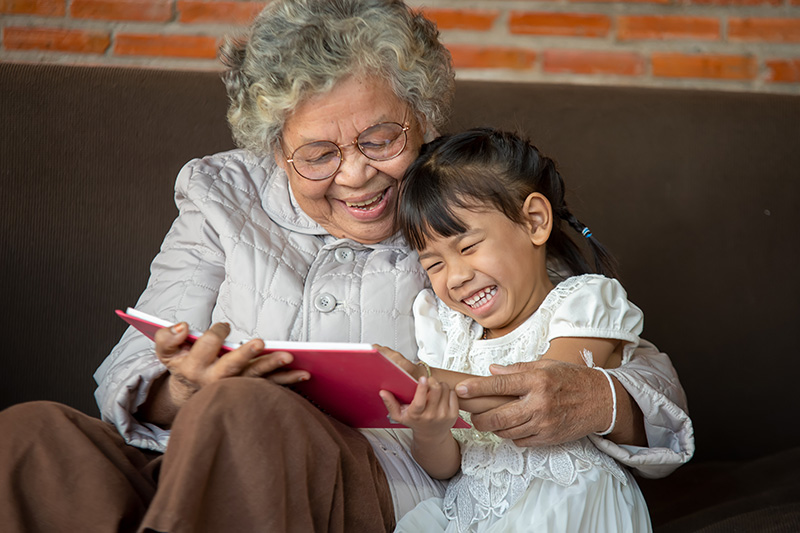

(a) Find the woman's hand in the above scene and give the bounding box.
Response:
[455,359,645,447]
[139,322,310,427]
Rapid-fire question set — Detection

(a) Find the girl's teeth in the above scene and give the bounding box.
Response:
[346,192,383,209]
[464,287,497,308]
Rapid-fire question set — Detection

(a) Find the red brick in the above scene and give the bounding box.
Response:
[543,49,644,76]
[618,16,720,41]
[729,18,800,43]
[571,0,669,4]
[0,0,65,16]
[71,0,172,22]
[447,44,536,70]
[178,1,263,25]
[510,12,611,38]
[114,33,218,58]
[3,26,109,53]
[765,58,800,82]
[421,9,499,31]
[652,53,757,80]
[690,0,781,5]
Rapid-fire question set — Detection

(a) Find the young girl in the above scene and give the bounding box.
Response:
[379,128,652,532]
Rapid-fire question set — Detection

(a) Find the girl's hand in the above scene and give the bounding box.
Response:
[373,344,427,380]
[379,376,459,438]
[140,322,310,426]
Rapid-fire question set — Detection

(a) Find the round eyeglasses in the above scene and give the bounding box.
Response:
[283,120,410,181]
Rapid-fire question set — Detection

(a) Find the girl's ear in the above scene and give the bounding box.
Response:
[522,192,552,246]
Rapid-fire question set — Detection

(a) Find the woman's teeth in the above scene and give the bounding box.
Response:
[346,192,383,210]
[464,287,497,309]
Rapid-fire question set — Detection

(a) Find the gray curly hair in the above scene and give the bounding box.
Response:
[219,0,455,156]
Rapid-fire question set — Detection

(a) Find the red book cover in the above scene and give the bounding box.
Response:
[116,308,470,429]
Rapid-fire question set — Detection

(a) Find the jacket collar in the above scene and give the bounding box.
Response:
[259,156,328,236]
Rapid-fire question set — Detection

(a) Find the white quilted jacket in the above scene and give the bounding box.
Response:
[94,149,694,486]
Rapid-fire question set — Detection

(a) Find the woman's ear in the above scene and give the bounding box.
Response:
[522,192,552,246]
[274,145,289,174]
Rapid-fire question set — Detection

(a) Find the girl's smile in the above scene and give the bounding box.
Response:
[462,286,497,311]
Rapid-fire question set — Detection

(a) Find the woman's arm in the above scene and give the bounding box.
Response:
[454,345,693,478]
[455,359,646,446]
[531,335,647,446]
[94,156,309,448]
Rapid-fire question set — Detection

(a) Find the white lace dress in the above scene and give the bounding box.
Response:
[394,274,653,533]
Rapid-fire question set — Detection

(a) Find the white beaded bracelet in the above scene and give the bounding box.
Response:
[594,368,617,436]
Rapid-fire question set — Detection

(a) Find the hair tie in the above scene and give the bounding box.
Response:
[581,227,593,239]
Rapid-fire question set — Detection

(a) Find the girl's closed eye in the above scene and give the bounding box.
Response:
[460,240,481,254]
[424,260,443,273]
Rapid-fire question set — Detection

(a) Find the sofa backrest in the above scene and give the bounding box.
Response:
[1,63,234,416]
[2,63,799,463]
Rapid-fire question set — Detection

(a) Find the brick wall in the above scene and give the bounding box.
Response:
[2,0,799,94]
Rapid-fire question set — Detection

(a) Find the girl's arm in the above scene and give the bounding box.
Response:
[379,377,462,479]
[544,336,623,368]
[375,345,513,414]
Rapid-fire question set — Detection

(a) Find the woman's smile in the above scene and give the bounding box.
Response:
[338,186,393,220]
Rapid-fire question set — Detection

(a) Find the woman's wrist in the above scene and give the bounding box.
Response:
[593,368,617,436]
[596,372,648,446]
[138,372,191,428]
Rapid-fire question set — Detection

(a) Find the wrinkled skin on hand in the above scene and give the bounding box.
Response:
[456,359,611,447]
[141,322,310,426]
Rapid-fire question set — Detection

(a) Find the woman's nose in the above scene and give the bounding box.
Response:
[334,146,376,188]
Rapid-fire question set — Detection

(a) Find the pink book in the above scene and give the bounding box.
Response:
[116,308,470,429]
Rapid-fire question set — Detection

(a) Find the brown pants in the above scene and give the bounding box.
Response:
[0,378,395,533]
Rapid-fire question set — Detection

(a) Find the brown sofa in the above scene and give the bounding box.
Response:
[2,62,799,531]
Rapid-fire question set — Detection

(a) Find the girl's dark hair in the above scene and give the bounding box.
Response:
[397,127,618,278]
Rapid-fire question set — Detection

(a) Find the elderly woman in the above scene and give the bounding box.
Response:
[0,0,693,531]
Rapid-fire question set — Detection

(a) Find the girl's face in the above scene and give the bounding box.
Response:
[276,75,426,245]
[417,202,554,339]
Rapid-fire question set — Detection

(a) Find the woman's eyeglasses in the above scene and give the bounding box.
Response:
[282,119,410,181]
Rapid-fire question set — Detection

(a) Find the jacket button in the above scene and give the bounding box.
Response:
[334,247,354,263]
[314,293,337,312]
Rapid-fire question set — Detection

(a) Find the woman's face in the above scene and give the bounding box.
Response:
[276,76,426,244]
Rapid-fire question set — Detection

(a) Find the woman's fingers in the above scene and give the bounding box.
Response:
[245,350,311,384]
[154,322,191,361]
[191,322,233,366]
[209,338,263,378]
[460,359,605,445]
